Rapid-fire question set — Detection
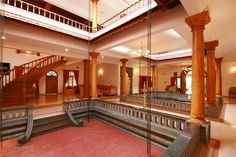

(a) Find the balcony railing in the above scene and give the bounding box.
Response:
[3,0,92,32]
[1,0,156,35]
[98,0,151,30]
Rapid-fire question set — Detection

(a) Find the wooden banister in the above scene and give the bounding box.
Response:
[1,55,65,88]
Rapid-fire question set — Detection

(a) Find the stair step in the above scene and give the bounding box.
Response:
[33,114,69,127]
[32,119,72,136]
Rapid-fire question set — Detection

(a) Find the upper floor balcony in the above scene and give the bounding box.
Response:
[0,0,158,40]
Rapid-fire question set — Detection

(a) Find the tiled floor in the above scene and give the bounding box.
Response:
[210,99,236,157]
[0,119,164,157]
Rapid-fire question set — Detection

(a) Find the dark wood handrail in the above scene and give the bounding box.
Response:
[1,55,64,87]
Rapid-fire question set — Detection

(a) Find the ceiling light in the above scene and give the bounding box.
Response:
[164,29,181,38]
[149,48,192,60]
[101,55,104,59]
[25,50,32,54]
[111,46,129,53]
[1,36,6,40]
[132,51,137,55]
[145,50,150,55]
[65,48,69,52]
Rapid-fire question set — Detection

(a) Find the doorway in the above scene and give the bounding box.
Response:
[46,70,58,94]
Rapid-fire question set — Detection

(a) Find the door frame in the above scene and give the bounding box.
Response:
[46,70,58,94]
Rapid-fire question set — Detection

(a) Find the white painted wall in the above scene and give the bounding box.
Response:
[39,62,84,94]
[157,66,185,91]
[2,48,49,69]
[97,62,118,86]
[222,61,236,96]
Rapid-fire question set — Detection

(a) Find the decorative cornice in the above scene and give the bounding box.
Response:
[185,11,211,30]
[205,40,219,51]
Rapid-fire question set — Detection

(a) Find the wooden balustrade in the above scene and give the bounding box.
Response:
[1,55,64,88]
[3,0,152,33]
[4,0,91,32]
[99,0,149,29]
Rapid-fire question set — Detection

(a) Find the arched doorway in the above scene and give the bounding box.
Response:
[46,70,58,95]
[180,66,207,94]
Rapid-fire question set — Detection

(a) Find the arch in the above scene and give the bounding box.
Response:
[46,70,58,94]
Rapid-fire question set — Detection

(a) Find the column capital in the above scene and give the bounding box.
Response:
[89,52,100,59]
[205,40,219,51]
[151,65,157,68]
[185,11,211,30]
[215,57,223,64]
[83,59,90,63]
[91,0,99,3]
[120,59,128,64]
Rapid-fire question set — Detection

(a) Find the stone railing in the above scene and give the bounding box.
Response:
[1,106,33,143]
[161,124,201,157]
[63,99,188,148]
[120,94,191,112]
[147,91,191,102]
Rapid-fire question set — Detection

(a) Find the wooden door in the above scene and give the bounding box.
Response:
[46,71,58,94]
[139,76,151,94]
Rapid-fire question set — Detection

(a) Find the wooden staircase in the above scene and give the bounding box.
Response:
[1,55,66,107]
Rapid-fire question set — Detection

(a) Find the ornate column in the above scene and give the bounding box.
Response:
[205,40,219,105]
[120,59,128,95]
[215,58,223,96]
[151,65,158,91]
[89,52,99,98]
[91,0,99,32]
[185,11,210,122]
[83,59,90,98]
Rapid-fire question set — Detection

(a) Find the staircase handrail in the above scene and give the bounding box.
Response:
[1,55,63,87]
[26,55,65,78]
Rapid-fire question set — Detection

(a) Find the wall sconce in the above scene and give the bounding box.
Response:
[232,67,236,73]
[134,69,139,75]
[98,68,103,76]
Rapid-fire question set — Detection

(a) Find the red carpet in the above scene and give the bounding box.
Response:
[1,119,164,157]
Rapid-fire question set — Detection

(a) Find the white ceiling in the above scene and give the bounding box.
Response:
[103,0,236,62]
[44,0,140,24]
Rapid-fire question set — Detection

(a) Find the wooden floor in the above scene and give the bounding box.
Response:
[29,94,119,109]
[28,94,81,108]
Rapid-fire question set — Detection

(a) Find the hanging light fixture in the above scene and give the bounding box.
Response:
[137,41,150,57]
